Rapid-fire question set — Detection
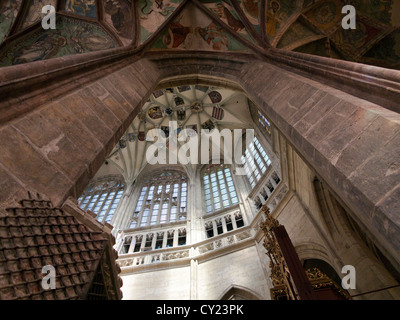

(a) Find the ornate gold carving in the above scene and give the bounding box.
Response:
[306,268,352,300]
[260,205,297,300]
[260,205,351,300]
[259,204,280,233]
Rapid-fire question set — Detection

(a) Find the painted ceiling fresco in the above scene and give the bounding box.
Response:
[61,0,98,19]
[0,15,116,66]
[0,0,398,69]
[139,0,182,43]
[238,0,262,34]
[18,0,58,31]
[0,0,23,44]
[103,0,134,46]
[149,2,250,51]
[274,0,400,68]
[199,0,257,44]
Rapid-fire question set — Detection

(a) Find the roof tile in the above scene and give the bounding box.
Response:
[20,258,32,270]
[1,287,16,299]
[0,195,122,300]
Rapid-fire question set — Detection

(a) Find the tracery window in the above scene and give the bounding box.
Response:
[203,164,239,214]
[129,171,188,228]
[241,137,272,188]
[78,176,125,223]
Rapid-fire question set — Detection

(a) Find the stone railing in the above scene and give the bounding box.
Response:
[197,228,252,254]
[117,247,191,267]
[116,227,254,271]
[250,168,281,206]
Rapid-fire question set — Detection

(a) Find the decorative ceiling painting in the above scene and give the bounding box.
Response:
[103,0,134,45]
[0,16,116,66]
[265,0,302,45]
[61,0,98,19]
[269,0,400,68]
[17,0,58,31]
[0,0,23,44]
[199,0,257,44]
[149,3,249,51]
[276,20,318,50]
[138,0,183,44]
[363,29,400,69]
[238,0,262,34]
[0,0,398,69]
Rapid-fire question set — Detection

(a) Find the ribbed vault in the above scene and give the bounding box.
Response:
[95,84,253,184]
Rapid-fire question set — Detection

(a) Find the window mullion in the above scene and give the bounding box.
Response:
[157,184,165,225]
[97,191,112,222]
[206,175,212,213]
[170,181,179,222]
[133,187,145,228]
[150,186,160,225]
[217,167,229,209]
[210,172,219,212]
[81,194,92,210]
[216,168,224,210]
[203,175,212,214]
[139,185,151,226]
[88,193,100,211]
[246,154,259,185]
[223,168,232,206]
[167,182,173,223]
[255,137,270,167]
[251,145,263,176]
[254,143,267,170]
[102,189,118,223]
[136,187,146,226]
[103,189,117,220]
[84,194,94,211]
[100,189,117,222]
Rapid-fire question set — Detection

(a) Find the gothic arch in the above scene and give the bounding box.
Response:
[136,165,189,185]
[313,178,400,298]
[294,241,333,269]
[218,284,264,300]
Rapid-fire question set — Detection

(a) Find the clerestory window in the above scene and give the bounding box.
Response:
[241,137,272,188]
[203,164,239,214]
[129,171,188,228]
[78,176,125,223]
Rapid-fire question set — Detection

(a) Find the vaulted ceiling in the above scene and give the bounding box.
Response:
[94,84,255,183]
[0,0,399,69]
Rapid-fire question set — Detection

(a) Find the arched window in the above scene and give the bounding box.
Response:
[129,171,188,228]
[241,136,271,188]
[78,176,125,223]
[202,164,239,214]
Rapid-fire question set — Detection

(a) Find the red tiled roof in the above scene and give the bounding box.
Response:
[0,195,122,300]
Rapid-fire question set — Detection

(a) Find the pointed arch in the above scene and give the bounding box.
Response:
[218,284,263,300]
